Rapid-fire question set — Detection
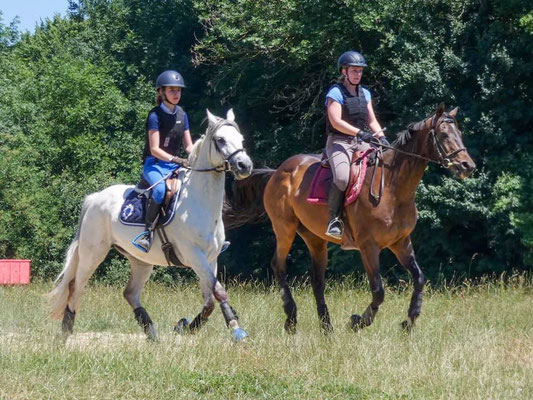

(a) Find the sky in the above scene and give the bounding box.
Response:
[1,0,70,33]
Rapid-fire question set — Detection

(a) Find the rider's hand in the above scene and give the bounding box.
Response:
[171,156,189,168]
[379,136,391,147]
[358,130,374,143]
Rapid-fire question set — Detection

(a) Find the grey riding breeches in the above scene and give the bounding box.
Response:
[325,134,371,191]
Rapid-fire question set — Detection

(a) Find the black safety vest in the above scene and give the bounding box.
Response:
[143,105,186,161]
[326,84,368,136]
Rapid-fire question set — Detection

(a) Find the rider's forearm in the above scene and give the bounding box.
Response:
[150,147,177,162]
[369,120,384,137]
[330,118,364,137]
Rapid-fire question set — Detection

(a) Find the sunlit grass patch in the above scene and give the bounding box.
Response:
[0,278,531,399]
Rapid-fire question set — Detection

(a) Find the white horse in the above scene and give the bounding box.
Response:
[48,109,253,341]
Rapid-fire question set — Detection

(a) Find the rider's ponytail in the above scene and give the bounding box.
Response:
[156,89,164,106]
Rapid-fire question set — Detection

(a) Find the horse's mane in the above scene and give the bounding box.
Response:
[391,129,412,148]
[391,117,431,150]
[189,118,241,166]
[188,135,204,165]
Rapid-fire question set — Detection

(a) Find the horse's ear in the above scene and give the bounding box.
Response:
[206,109,218,126]
[449,107,458,118]
[226,108,235,122]
[436,102,446,119]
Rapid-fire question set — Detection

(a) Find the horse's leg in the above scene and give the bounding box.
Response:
[180,252,247,341]
[389,236,426,332]
[185,280,216,333]
[270,217,299,334]
[298,227,332,333]
[63,240,110,335]
[213,280,248,341]
[123,257,157,340]
[351,242,384,331]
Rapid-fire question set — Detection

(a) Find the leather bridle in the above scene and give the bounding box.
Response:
[428,116,466,168]
[188,120,245,173]
[373,114,466,169]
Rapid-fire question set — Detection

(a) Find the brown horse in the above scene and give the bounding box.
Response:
[224,103,475,333]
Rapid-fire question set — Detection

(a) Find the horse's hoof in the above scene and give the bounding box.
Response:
[174,318,192,334]
[232,328,248,342]
[350,314,364,331]
[145,324,159,341]
[55,331,70,344]
[284,320,297,335]
[321,325,334,335]
[401,320,413,333]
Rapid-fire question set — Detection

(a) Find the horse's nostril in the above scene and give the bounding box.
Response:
[461,161,473,171]
[237,161,246,170]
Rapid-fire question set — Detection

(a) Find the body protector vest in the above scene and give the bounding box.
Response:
[143,105,186,161]
[326,84,368,137]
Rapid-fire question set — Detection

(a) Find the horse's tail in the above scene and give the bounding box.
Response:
[223,168,275,230]
[47,195,90,319]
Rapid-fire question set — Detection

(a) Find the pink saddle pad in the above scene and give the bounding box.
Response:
[307,149,374,206]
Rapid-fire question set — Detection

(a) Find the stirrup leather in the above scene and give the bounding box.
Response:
[325,217,344,239]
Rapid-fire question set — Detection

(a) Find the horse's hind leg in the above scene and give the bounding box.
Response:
[123,257,157,340]
[389,236,426,332]
[351,242,384,330]
[64,240,110,335]
[298,227,332,333]
[270,217,299,333]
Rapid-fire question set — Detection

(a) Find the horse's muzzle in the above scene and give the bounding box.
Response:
[453,158,476,179]
[231,153,253,180]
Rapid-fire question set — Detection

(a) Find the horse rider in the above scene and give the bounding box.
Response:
[324,51,390,240]
[132,70,193,252]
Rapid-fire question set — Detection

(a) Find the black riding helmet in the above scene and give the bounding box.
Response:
[337,51,367,71]
[155,70,187,89]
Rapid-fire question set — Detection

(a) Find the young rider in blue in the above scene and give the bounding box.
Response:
[324,51,390,240]
[133,70,193,252]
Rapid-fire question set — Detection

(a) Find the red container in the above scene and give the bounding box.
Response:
[0,259,31,285]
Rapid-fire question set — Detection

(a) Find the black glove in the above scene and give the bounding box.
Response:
[358,130,374,143]
[379,136,391,147]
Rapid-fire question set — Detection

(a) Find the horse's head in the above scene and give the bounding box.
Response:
[428,103,476,179]
[204,109,253,180]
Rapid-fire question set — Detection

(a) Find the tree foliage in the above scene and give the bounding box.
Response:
[0,0,531,283]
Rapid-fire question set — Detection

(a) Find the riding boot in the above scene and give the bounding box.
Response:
[325,185,345,240]
[132,198,161,253]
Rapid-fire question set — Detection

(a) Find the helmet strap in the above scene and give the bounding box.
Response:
[161,88,178,106]
[343,73,359,87]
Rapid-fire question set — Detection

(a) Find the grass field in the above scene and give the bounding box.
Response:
[0,278,531,399]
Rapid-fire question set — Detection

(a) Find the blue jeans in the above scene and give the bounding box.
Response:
[142,156,179,204]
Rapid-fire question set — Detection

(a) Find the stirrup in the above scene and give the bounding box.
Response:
[132,230,152,253]
[220,241,230,253]
[325,217,344,240]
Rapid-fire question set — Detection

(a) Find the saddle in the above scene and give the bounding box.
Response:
[120,169,184,227]
[137,171,183,215]
[119,169,186,267]
[307,148,375,206]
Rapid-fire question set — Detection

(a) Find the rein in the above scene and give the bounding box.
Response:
[373,116,466,169]
[366,115,466,204]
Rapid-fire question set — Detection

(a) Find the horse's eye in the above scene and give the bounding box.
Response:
[216,137,226,145]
